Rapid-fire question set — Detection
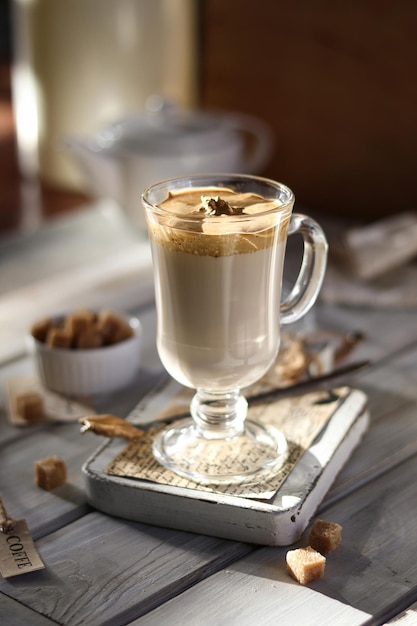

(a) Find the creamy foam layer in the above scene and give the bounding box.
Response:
[147,187,291,257]
[160,188,279,216]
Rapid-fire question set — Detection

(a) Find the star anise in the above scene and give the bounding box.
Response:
[201,196,244,216]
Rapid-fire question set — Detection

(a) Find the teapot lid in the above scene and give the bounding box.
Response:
[96,97,238,155]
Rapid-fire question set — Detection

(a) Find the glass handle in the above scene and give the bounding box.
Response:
[280,213,328,325]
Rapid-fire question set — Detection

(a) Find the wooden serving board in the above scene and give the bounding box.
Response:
[82,380,369,546]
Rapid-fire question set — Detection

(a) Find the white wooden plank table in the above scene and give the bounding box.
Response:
[127,345,417,626]
[2,207,417,625]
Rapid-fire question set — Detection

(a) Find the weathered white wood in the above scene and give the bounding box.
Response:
[317,304,417,358]
[1,212,417,624]
[0,201,155,363]
[317,457,417,618]
[316,306,417,400]
[0,306,163,539]
[385,602,417,624]
[136,548,371,625]
[83,340,417,546]
[0,306,162,446]
[128,453,417,625]
[83,387,369,545]
[0,593,56,625]
[323,349,417,506]
[0,379,166,541]
[0,419,98,539]
[0,511,252,626]
[0,356,36,447]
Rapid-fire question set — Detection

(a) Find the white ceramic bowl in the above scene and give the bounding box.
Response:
[28,313,143,397]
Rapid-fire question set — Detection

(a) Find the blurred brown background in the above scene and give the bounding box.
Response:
[200,1,417,219]
[1,0,417,233]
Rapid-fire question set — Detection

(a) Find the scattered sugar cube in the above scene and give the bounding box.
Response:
[308,519,342,554]
[65,308,96,337]
[31,318,53,343]
[35,456,67,491]
[109,323,134,344]
[97,310,133,344]
[46,327,73,349]
[14,391,44,423]
[75,328,103,349]
[31,309,133,351]
[286,546,326,585]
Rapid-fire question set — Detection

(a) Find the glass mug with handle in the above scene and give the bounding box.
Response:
[142,174,328,484]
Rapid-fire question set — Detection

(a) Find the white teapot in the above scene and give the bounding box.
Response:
[65,97,274,233]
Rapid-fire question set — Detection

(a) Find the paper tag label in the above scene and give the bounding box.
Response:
[0,519,45,578]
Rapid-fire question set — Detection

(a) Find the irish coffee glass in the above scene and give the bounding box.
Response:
[142,174,328,484]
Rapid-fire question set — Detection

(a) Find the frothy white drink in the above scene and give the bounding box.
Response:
[146,187,292,392]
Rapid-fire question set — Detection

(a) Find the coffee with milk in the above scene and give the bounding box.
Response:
[146,186,292,393]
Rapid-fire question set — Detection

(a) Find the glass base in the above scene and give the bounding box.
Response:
[152,418,288,485]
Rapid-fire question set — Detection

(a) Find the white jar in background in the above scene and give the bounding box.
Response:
[11,0,198,191]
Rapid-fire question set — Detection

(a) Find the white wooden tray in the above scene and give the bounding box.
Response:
[82,381,369,546]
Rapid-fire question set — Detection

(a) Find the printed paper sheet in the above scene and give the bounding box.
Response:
[106,386,349,500]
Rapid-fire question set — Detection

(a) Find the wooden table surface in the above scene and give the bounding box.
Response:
[1,206,417,626]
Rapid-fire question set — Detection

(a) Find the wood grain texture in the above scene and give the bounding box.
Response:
[320,350,417,508]
[316,304,417,363]
[125,452,417,624]
[313,454,417,617]
[2,209,417,622]
[0,418,98,539]
[136,548,371,625]
[0,307,163,541]
[386,602,417,625]
[0,593,56,625]
[128,341,417,623]
[82,388,369,546]
[200,0,417,219]
[0,512,252,626]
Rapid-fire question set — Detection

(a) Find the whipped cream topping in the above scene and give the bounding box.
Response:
[148,186,291,256]
[160,187,281,218]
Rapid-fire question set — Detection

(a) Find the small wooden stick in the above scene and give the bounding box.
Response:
[79,414,143,440]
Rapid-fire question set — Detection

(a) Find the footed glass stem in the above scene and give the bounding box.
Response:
[152,389,288,485]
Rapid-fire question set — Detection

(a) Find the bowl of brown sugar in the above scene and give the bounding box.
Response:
[28,308,143,396]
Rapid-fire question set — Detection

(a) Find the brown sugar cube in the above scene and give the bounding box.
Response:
[65,308,96,338]
[97,310,133,344]
[109,322,134,344]
[308,519,342,554]
[35,456,67,490]
[31,318,53,343]
[46,327,73,349]
[75,327,103,349]
[286,547,326,585]
[14,391,45,423]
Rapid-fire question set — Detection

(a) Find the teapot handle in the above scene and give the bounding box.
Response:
[224,112,274,174]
